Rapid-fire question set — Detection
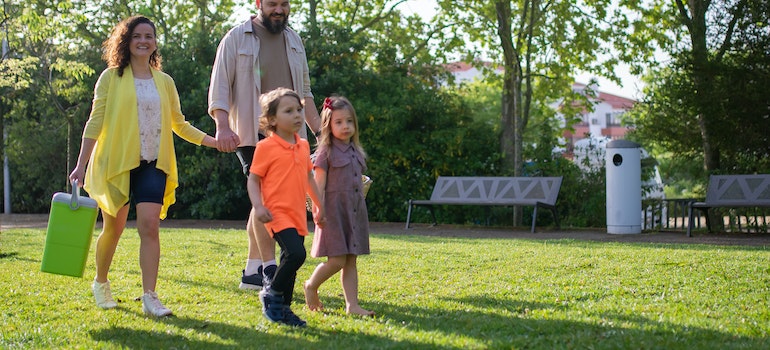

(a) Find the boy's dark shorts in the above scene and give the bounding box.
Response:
[235,133,266,177]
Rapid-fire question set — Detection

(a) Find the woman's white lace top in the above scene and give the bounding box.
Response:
[134,77,161,161]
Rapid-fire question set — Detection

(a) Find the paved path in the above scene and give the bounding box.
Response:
[2,213,769,247]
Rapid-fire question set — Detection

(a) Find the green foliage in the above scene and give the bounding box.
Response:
[300,0,462,71]
[628,47,770,179]
[3,227,769,348]
[159,6,246,219]
[450,79,608,228]
[0,0,98,214]
[623,0,770,173]
[650,151,708,199]
[525,122,607,228]
[455,79,502,131]
[5,106,71,212]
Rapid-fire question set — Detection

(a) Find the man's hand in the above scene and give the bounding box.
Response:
[212,109,240,152]
[215,128,240,152]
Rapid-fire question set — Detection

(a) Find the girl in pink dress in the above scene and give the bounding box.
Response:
[304,96,374,316]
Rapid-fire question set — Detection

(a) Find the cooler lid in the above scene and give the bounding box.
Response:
[52,192,99,210]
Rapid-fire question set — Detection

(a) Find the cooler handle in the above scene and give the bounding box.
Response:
[69,179,81,210]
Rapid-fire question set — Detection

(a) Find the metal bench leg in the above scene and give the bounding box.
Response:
[405,201,414,229]
[687,204,694,237]
[704,209,712,232]
[531,206,538,233]
[428,206,437,226]
[551,208,560,230]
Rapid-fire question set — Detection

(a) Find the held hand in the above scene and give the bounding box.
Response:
[215,128,240,152]
[254,205,273,223]
[313,205,326,228]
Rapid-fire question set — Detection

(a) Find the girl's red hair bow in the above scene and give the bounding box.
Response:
[323,97,334,111]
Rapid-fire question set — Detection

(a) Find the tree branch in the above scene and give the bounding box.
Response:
[675,0,693,33]
[402,22,455,63]
[716,0,747,61]
[352,0,408,36]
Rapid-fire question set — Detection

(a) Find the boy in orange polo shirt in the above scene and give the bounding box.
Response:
[248,88,325,327]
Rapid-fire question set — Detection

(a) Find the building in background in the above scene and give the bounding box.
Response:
[560,82,636,156]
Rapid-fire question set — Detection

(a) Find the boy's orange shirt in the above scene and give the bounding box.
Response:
[250,133,313,236]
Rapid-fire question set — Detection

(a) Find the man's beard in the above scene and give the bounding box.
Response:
[261,13,288,34]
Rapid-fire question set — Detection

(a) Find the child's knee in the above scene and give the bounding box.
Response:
[297,248,306,265]
[286,247,306,269]
[326,256,346,270]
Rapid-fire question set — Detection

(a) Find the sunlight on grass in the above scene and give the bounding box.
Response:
[1,227,768,349]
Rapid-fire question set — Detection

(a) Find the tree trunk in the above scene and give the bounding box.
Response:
[308,0,319,41]
[682,0,721,172]
[496,1,524,225]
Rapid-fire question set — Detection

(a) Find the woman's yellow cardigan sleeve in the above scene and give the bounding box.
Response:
[83,66,206,219]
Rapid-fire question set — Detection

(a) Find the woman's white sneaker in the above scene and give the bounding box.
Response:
[92,280,118,309]
[142,291,172,317]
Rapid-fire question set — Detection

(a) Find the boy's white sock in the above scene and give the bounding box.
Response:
[245,259,262,276]
[263,260,277,269]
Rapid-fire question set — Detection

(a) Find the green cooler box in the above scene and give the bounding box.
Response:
[41,183,99,277]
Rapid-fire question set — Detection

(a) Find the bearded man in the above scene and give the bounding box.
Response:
[208,0,322,292]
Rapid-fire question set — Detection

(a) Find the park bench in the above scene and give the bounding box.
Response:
[405,176,563,233]
[687,174,770,237]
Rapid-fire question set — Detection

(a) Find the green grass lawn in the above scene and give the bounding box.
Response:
[1,226,769,349]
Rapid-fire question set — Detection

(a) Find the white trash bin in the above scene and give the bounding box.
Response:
[606,140,642,234]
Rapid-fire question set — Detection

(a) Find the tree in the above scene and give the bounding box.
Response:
[1,0,96,211]
[433,0,629,224]
[623,0,769,173]
[436,0,629,173]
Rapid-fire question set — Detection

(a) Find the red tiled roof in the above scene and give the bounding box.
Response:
[573,82,636,108]
[444,61,504,73]
[445,61,473,72]
[597,91,635,109]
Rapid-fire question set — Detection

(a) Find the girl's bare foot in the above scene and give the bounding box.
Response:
[303,281,323,311]
[346,305,375,317]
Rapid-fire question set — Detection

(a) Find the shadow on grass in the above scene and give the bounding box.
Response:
[89,307,295,349]
[1,250,40,264]
[362,294,767,349]
[65,281,770,349]
[0,252,19,259]
[89,304,443,349]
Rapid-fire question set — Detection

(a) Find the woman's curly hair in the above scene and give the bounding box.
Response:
[101,15,162,77]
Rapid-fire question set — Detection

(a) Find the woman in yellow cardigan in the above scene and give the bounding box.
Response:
[69,15,217,317]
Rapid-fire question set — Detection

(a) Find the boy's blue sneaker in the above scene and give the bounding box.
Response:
[239,266,263,291]
[262,265,277,289]
[282,306,307,327]
[259,289,285,323]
